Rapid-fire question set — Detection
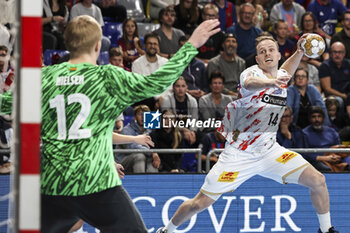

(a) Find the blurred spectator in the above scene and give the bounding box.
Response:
[287,67,330,129]
[307,0,347,37]
[319,41,350,109]
[297,12,329,67]
[132,33,169,110]
[198,130,225,170]
[150,109,188,172]
[344,94,350,122]
[331,11,350,59]
[0,116,12,174]
[0,46,10,73]
[298,58,321,91]
[178,35,207,99]
[114,113,124,133]
[196,3,225,64]
[96,0,127,22]
[42,0,69,50]
[152,6,185,59]
[149,0,179,21]
[108,47,130,71]
[173,0,200,35]
[118,105,160,173]
[0,46,14,93]
[273,20,297,59]
[118,18,145,69]
[303,106,341,172]
[0,0,15,26]
[70,0,111,51]
[161,76,199,133]
[198,71,233,130]
[227,3,262,59]
[277,106,306,148]
[326,96,348,131]
[270,0,305,37]
[211,0,238,31]
[237,0,269,30]
[0,24,10,49]
[207,33,245,96]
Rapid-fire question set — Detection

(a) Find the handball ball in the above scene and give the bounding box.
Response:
[301,33,326,59]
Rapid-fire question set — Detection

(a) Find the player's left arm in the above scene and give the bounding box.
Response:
[112,133,154,148]
[107,20,221,106]
[280,34,307,76]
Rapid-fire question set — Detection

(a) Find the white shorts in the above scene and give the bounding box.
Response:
[200,143,310,200]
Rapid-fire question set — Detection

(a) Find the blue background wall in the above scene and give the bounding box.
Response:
[1,174,349,233]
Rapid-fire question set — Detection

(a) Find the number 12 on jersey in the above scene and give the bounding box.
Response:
[49,93,92,140]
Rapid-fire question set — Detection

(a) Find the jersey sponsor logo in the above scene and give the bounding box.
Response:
[144,110,161,129]
[217,171,239,182]
[276,152,298,164]
[262,94,286,106]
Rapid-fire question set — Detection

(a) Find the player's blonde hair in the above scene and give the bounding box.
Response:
[64,15,102,58]
[255,35,279,50]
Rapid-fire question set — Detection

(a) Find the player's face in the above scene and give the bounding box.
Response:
[294,70,308,88]
[125,21,136,37]
[145,37,159,56]
[173,79,187,98]
[210,77,224,94]
[275,22,288,39]
[109,56,123,67]
[310,113,324,128]
[255,40,281,71]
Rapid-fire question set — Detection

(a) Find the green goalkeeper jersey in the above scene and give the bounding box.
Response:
[0,91,12,115]
[41,42,198,196]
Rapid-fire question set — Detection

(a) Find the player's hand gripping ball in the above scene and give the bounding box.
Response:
[300,33,326,58]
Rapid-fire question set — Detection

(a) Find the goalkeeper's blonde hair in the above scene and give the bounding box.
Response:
[64,15,102,58]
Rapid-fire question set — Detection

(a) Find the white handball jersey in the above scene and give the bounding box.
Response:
[217,65,289,154]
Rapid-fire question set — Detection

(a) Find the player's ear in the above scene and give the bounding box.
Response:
[94,40,101,53]
[278,51,281,61]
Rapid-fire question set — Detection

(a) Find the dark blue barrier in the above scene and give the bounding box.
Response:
[1,174,349,232]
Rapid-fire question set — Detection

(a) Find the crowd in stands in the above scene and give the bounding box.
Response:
[1,0,350,173]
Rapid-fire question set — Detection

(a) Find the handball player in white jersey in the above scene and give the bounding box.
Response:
[157,35,338,233]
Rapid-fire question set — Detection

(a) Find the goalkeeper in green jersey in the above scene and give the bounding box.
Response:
[41,15,220,233]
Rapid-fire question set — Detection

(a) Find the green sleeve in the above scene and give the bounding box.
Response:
[0,91,12,115]
[105,42,198,106]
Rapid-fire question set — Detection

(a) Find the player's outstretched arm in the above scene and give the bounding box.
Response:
[188,19,221,48]
[280,34,308,76]
[112,133,154,148]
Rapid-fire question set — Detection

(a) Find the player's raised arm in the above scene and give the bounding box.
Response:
[110,20,221,106]
[280,34,307,76]
[188,19,221,48]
